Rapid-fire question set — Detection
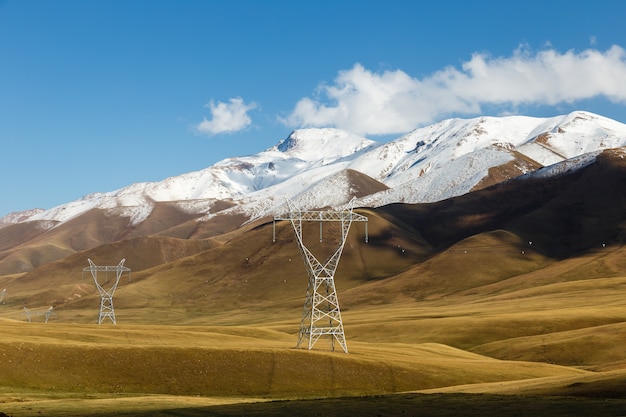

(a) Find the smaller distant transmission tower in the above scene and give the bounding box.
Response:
[23,306,55,323]
[0,288,5,304]
[274,198,368,353]
[83,259,130,324]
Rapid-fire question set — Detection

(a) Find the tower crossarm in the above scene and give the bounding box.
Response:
[273,198,369,244]
[83,258,131,273]
[274,210,368,223]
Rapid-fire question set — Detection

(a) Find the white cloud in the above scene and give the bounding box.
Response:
[195,97,258,135]
[282,45,626,135]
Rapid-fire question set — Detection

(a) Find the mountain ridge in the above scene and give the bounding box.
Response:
[1,110,625,277]
[2,111,625,228]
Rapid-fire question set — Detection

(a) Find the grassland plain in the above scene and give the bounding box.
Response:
[2,266,626,417]
[3,233,626,416]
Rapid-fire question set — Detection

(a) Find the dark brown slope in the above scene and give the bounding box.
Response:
[377,149,626,259]
[508,150,626,257]
[334,148,626,306]
[471,150,544,191]
[119,200,205,239]
[0,202,209,275]
[0,207,132,275]
[0,220,59,252]
[345,168,390,197]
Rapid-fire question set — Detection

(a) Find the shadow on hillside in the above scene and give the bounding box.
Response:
[377,152,626,260]
[77,393,626,417]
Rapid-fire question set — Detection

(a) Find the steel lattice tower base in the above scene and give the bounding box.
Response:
[83,259,130,324]
[274,199,368,353]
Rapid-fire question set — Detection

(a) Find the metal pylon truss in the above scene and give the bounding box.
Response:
[0,288,5,304]
[23,306,56,323]
[83,258,130,324]
[274,198,368,353]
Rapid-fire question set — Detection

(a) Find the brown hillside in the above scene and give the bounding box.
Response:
[0,220,58,252]
[345,168,390,197]
[508,149,626,257]
[1,236,216,308]
[472,150,543,191]
[0,209,132,275]
[120,200,205,239]
[378,148,626,258]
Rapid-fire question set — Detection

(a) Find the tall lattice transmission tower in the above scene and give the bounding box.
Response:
[83,258,131,324]
[274,198,368,353]
[0,288,6,304]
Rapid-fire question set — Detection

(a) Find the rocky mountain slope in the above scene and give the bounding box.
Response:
[3,110,625,225]
[0,111,625,277]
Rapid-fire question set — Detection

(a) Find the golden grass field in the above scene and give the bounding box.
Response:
[2,228,626,416]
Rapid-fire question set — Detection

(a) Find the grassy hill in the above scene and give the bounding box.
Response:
[2,150,626,415]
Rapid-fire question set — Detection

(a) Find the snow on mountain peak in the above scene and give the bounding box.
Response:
[0,208,46,226]
[11,111,626,228]
[274,128,376,161]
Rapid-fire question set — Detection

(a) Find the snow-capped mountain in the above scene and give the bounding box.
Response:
[3,111,626,229]
[0,208,46,224]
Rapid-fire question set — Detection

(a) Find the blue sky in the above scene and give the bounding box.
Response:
[1,0,625,216]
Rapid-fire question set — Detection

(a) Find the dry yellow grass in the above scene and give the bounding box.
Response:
[0,316,596,417]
